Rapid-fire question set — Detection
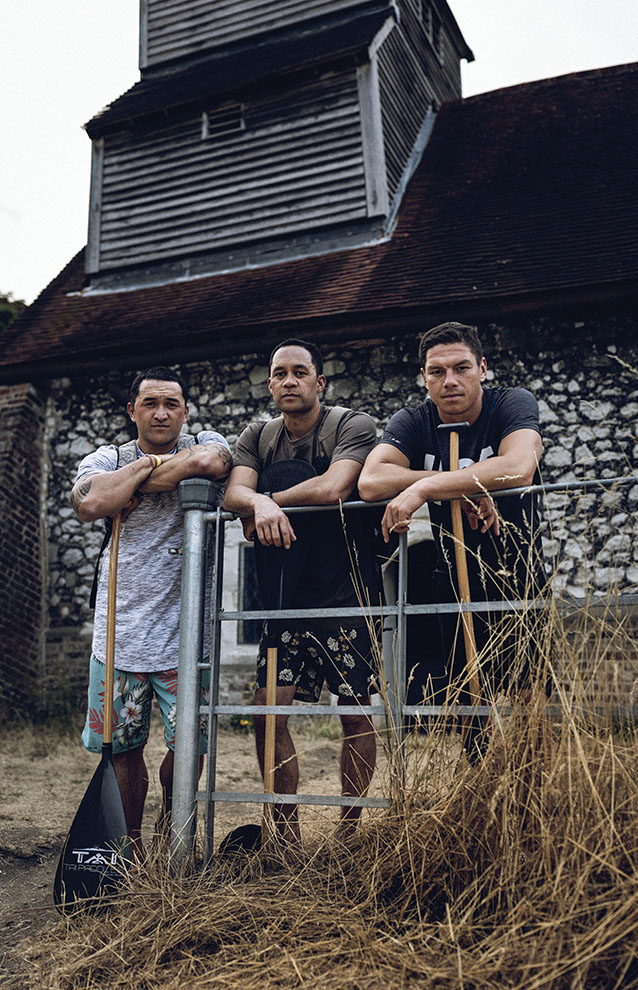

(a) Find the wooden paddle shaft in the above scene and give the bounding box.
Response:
[447,430,481,703]
[264,647,277,794]
[103,513,121,747]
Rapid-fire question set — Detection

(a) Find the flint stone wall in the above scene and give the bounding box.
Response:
[43,315,638,709]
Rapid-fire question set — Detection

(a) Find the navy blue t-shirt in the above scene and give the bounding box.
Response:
[381,387,545,600]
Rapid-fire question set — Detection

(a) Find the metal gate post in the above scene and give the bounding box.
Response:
[171,478,219,871]
[203,506,225,865]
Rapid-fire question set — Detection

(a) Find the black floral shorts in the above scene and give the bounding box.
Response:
[256,616,379,702]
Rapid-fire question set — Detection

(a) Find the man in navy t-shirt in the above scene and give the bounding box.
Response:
[359,323,547,732]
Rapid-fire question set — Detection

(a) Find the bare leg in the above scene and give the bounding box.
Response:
[253,685,300,844]
[158,749,204,831]
[337,697,376,835]
[113,746,149,858]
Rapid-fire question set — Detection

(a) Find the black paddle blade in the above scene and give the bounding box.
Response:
[54,748,131,913]
[218,823,262,857]
[254,458,317,648]
[256,457,317,497]
[254,459,316,613]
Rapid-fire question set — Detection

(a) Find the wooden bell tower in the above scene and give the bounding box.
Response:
[85,1,472,292]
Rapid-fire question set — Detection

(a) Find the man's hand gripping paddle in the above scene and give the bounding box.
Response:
[437,423,483,751]
[53,513,131,912]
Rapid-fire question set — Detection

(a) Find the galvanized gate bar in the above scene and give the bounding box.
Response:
[201,704,494,717]
[218,595,638,619]
[201,792,390,808]
[171,479,220,870]
[205,704,387,716]
[201,474,638,529]
[203,506,225,865]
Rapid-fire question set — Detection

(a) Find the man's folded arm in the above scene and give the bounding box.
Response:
[273,457,362,507]
[358,444,434,502]
[138,442,232,493]
[70,457,156,522]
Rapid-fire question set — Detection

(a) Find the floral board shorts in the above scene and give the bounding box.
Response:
[256,617,379,703]
[81,654,210,756]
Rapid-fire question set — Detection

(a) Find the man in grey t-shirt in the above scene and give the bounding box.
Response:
[71,366,231,855]
[224,339,379,845]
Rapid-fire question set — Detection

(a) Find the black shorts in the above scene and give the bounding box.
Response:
[256,616,378,703]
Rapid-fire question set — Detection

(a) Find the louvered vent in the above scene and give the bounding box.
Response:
[202,105,245,140]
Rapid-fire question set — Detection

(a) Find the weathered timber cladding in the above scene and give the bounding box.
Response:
[400,2,463,102]
[401,1,465,94]
[375,5,462,205]
[143,0,373,68]
[377,25,436,203]
[96,73,367,271]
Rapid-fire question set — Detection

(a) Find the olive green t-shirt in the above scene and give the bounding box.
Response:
[234,406,376,475]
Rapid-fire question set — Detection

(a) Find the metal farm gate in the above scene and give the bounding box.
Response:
[169,474,638,867]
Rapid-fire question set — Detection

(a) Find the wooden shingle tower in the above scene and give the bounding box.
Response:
[84,1,472,293]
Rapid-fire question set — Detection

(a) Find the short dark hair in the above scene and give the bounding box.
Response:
[129,366,188,406]
[268,338,323,376]
[418,322,483,367]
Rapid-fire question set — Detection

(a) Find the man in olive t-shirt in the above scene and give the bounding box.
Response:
[224,339,379,843]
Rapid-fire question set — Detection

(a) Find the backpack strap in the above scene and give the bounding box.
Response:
[256,407,350,470]
[315,405,350,459]
[257,417,285,469]
[116,438,139,467]
[89,433,199,608]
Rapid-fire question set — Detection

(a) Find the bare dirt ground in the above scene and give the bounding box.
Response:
[0,712,391,979]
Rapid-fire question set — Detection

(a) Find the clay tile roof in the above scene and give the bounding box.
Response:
[2,62,637,382]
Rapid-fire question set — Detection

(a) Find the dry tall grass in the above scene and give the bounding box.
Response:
[17,583,638,989]
[13,484,638,990]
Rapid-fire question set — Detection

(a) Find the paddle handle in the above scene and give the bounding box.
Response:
[103,513,121,746]
[447,432,481,703]
[261,645,277,842]
[264,646,277,794]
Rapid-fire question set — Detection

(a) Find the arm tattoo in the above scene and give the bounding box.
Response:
[215,446,232,470]
[70,478,92,513]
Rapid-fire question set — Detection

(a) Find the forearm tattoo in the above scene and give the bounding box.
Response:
[215,445,233,471]
[70,478,92,513]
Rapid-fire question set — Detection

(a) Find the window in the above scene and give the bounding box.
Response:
[201,103,245,140]
[238,543,263,645]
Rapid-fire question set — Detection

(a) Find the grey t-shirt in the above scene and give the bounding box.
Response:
[75,431,229,672]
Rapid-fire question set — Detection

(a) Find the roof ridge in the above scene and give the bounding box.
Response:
[459,60,638,105]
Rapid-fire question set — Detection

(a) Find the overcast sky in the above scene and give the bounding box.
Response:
[2,1,636,305]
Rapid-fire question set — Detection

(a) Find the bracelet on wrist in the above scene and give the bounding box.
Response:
[147,453,162,469]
